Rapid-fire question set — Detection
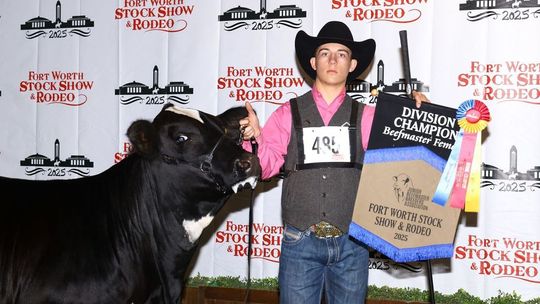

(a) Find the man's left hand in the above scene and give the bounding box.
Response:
[412,91,429,108]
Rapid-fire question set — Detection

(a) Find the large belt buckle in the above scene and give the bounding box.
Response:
[311,221,343,238]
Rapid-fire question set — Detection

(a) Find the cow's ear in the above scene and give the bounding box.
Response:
[218,106,252,131]
[127,120,158,156]
[162,103,174,111]
[217,106,252,142]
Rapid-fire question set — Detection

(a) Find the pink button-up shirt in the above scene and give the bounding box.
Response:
[245,87,375,180]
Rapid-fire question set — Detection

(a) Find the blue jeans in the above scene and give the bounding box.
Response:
[278,225,369,304]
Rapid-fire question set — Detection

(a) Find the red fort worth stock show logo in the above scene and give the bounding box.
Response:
[218,66,304,105]
[457,60,540,104]
[331,0,428,23]
[215,220,283,263]
[455,234,540,284]
[19,70,94,106]
[115,0,194,32]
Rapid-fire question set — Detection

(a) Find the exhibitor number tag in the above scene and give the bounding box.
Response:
[302,126,350,163]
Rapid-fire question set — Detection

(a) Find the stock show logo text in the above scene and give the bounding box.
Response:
[215,220,283,262]
[331,0,428,23]
[455,234,540,283]
[217,66,304,104]
[115,0,193,32]
[368,202,444,243]
[19,71,93,106]
[458,60,540,104]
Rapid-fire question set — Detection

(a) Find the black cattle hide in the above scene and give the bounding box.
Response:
[0,103,260,304]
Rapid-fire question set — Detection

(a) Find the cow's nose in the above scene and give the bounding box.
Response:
[235,159,252,172]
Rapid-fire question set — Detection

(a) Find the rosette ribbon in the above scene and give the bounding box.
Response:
[432,100,491,212]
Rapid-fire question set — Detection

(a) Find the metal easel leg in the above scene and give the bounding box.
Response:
[426,260,435,304]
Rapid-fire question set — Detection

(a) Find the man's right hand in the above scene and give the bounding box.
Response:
[239,101,261,140]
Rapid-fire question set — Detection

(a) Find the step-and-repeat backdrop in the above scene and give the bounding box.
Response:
[1,0,539,300]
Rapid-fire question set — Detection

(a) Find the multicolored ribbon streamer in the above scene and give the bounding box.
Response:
[448,131,477,209]
[465,134,482,212]
[432,99,491,212]
[432,131,463,206]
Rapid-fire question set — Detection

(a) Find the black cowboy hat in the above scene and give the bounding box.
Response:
[295,21,376,81]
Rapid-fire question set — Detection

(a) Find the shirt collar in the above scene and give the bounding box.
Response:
[311,86,346,111]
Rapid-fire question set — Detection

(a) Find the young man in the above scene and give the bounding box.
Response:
[240,21,427,303]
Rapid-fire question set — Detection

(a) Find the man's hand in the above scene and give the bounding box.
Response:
[412,90,429,108]
[239,101,261,140]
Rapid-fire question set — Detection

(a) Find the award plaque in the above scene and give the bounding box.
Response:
[349,92,462,262]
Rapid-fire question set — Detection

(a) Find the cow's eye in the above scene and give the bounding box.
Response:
[176,135,189,143]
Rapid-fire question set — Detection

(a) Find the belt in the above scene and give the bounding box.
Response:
[310,221,343,238]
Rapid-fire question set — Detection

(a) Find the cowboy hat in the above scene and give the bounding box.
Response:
[295,21,376,81]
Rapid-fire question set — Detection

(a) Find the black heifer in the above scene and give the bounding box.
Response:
[0,103,260,304]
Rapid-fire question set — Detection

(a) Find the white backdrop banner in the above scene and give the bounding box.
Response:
[1,0,539,300]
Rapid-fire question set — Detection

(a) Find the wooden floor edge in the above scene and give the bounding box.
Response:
[181,286,428,304]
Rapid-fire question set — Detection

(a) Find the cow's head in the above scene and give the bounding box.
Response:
[127,103,260,196]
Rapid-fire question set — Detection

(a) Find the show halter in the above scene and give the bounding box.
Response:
[161,129,230,194]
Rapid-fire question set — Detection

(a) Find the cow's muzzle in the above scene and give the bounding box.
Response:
[231,153,260,193]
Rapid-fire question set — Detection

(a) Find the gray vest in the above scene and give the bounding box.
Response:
[281,91,365,233]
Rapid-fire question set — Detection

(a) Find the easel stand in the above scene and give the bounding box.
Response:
[399,29,437,304]
[425,260,436,304]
